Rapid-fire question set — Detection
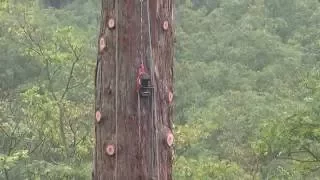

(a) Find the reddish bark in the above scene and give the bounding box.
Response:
[93,0,174,179]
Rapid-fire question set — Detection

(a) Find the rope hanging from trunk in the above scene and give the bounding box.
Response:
[115,0,119,179]
[146,0,160,179]
[104,0,160,179]
[138,0,143,178]
[137,0,160,179]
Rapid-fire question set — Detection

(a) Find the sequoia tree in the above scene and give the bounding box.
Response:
[93,0,174,179]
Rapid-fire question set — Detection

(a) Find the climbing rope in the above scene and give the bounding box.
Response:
[136,0,160,179]
[140,0,144,65]
[110,0,161,179]
[146,0,160,179]
[145,0,154,178]
[115,0,119,179]
[138,0,143,178]
[138,1,154,178]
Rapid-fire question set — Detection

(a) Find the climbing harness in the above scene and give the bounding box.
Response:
[137,63,152,97]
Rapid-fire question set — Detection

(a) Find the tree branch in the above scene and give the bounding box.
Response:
[0,125,9,137]
[277,156,320,163]
[19,20,58,101]
[60,40,81,101]
[303,146,320,161]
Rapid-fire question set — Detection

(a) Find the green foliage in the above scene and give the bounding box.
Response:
[0,150,29,170]
[1,0,320,179]
[174,0,320,179]
[174,156,251,180]
[0,0,95,179]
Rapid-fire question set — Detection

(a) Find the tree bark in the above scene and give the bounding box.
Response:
[93,0,174,180]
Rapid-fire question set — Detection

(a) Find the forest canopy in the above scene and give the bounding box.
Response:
[1,0,320,179]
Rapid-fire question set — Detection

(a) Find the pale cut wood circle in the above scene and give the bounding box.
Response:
[163,20,169,30]
[106,144,115,155]
[167,132,174,147]
[99,38,105,52]
[96,111,101,122]
[108,18,115,29]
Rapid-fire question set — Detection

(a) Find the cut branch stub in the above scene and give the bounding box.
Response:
[108,18,115,29]
[162,127,174,147]
[105,144,115,156]
[168,91,173,104]
[166,132,174,147]
[96,111,102,122]
[99,37,106,52]
[163,20,169,31]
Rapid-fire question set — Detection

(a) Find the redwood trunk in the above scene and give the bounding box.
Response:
[93,0,174,179]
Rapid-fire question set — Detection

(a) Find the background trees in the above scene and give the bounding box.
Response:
[1,0,320,179]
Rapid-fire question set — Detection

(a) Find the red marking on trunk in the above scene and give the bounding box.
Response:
[136,64,146,92]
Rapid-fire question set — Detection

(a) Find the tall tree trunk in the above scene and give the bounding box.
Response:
[93,0,174,180]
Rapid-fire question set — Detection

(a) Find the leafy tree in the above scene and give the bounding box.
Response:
[2,0,320,179]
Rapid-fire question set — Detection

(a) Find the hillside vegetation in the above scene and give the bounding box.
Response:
[1,0,320,179]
